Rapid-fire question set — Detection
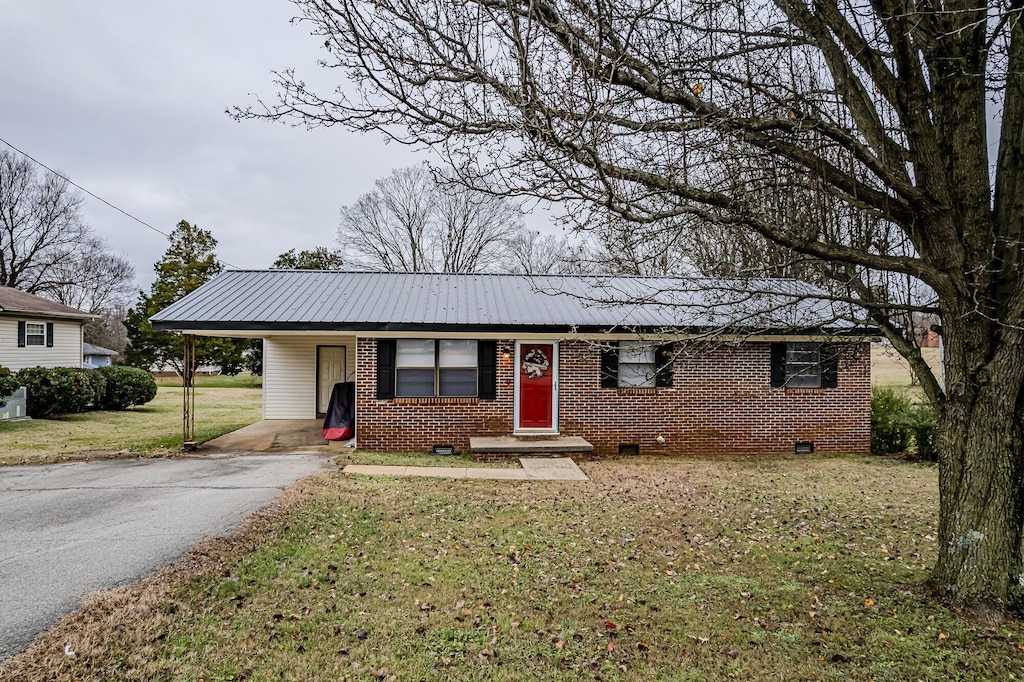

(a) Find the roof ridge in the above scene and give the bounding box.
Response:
[219,269,811,285]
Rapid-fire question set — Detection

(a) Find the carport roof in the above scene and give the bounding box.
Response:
[151,270,869,334]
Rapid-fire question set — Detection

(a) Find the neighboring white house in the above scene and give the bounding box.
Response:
[83,342,118,368]
[0,287,93,371]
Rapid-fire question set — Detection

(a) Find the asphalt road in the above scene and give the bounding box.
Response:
[0,454,332,660]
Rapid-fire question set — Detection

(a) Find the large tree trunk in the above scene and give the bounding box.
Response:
[932,318,1024,613]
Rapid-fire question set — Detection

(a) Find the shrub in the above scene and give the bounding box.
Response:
[871,386,912,454]
[96,365,158,410]
[908,402,939,461]
[82,368,107,409]
[17,366,95,417]
[0,364,19,399]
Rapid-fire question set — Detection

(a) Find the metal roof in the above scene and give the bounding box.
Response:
[150,270,864,334]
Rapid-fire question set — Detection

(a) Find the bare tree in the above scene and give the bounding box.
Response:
[83,306,129,355]
[0,149,136,317]
[238,1,1024,613]
[433,175,522,272]
[48,236,136,313]
[0,149,89,294]
[339,166,434,272]
[338,165,522,272]
[504,228,589,274]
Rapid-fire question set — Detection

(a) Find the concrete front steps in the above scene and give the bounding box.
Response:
[469,435,593,462]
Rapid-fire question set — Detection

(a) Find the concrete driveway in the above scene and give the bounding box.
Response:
[0,454,332,660]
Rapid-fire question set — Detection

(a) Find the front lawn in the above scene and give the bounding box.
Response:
[0,386,262,466]
[5,455,1022,681]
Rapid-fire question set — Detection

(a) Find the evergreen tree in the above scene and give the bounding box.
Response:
[124,220,245,375]
[272,247,344,270]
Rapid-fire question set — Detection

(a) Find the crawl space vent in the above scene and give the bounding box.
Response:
[618,443,640,456]
[794,441,815,454]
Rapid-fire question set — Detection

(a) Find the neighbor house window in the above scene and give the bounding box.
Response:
[25,322,46,346]
[600,341,674,388]
[770,342,839,389]
[617,340,657,388]
[395,339,478,397]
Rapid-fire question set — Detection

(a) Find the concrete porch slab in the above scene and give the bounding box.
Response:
[469,435,593,455]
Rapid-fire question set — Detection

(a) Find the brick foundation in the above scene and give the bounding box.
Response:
[355,338,871,456]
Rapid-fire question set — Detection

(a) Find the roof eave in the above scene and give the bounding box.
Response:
[151,319,879,337]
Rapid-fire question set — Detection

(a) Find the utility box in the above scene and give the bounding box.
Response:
[0,387,28,421]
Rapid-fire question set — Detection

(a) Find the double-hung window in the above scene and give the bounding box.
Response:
[770,342,839,389]
[617,340,657,388]
[24,322,46,346]
[600,341,674,388]
[785,342,821,388]
[395,339,478,397]
[18,320,51,348]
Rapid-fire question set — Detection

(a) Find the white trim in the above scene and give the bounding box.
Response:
[513,340,559,434]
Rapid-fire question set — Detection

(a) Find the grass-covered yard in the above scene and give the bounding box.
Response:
[4,455,1022,681]
[0,385,262,466]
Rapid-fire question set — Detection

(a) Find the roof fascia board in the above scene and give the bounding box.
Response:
[0,310,96,321]
[158,321,878,339]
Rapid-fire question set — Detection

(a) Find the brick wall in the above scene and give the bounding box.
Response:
[355,339,516,453]
[355,338,871,456]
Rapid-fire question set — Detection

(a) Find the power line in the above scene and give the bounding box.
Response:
[0,136,241,270]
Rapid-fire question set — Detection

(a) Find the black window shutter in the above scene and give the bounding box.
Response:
[600,342,619,388]
[46,322,54,347]
[478,340,497,400]
[821,344,839,388]
[376,339,396,399]
[655,343,674,387]
[17,321,26,347]
[770,343,787,387]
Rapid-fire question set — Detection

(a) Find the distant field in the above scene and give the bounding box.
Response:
[871,344,941,390]
[154,372,262,388]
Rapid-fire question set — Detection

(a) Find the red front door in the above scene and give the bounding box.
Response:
[518,343,555,429]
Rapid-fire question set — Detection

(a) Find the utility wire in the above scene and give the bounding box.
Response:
[0,136,241,270]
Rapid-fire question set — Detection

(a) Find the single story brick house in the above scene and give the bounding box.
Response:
[151,271,874,456]
[0,286,94,372]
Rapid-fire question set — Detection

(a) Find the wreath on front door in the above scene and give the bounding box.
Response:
[522,348,550,378]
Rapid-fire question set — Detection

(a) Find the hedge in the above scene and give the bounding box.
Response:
[0,365,19,399]
[17,366,95,417]
[96,365,158,410]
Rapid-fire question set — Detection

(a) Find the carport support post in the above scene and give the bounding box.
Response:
[182,333,196,450]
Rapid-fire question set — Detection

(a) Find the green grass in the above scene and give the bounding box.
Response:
[8,456,1024,681]
[0,386,262,465]
[154,372,262,388]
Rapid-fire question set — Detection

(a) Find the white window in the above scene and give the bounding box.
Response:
[395,339,478,397]
[786,342,821,388]
[438,340,478,397]
[618,340,656,388]
[25,322,45,347]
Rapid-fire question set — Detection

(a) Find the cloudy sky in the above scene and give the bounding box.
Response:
[0,1,535,288]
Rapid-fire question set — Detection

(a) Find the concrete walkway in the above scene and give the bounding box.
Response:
[343,457,588,481]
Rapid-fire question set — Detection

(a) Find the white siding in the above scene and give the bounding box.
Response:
[263,335,358,419]
[0,316,84,371]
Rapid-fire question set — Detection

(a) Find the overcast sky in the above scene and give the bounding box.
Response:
[0,1,540,288]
